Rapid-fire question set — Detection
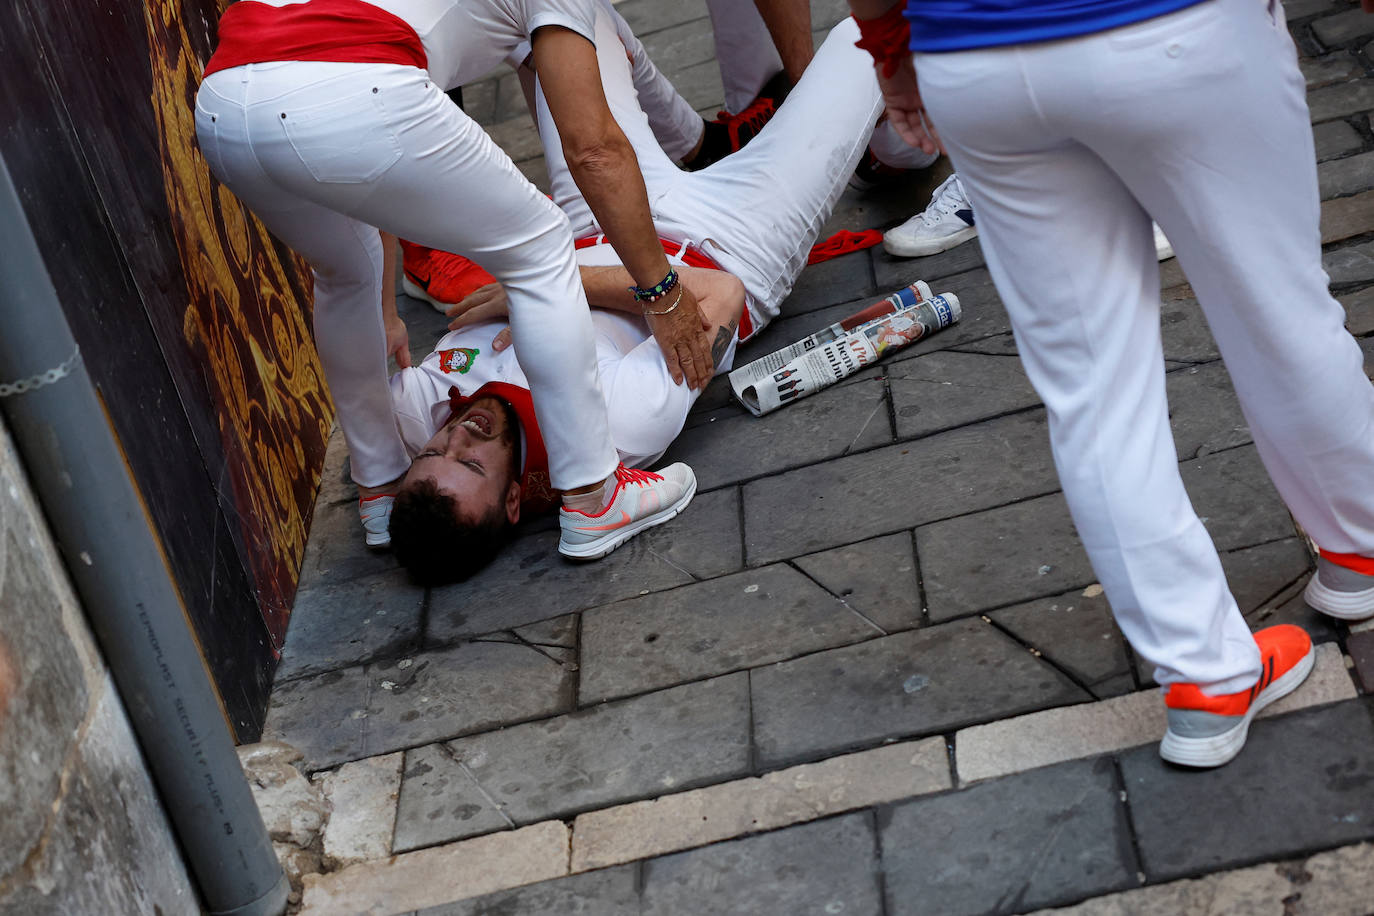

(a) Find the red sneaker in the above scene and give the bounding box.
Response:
[1158,624,1315,768]
[400,240,497,314]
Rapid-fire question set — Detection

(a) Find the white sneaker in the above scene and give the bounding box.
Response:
[359,494,395,549]
[558,463,696,560]
[1153,223,1174,261]
[1303,557,1374,621]
[883,174,977,258]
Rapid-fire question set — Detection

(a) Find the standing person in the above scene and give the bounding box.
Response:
[193,0,712,559]
[706,0,814,116]
[849,0,1374,767]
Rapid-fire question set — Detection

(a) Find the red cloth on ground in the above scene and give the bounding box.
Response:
[807,229,884,264]
[204,0,427,78]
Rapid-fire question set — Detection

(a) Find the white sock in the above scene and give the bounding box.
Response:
[561,474,614,514]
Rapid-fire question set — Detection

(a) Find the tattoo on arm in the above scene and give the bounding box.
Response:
[710,318,740,370]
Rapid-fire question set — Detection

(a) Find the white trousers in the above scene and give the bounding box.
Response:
[705,0,784,114]
[916,0,1374,691]
[194,61,618,490]
[539,14,882,331]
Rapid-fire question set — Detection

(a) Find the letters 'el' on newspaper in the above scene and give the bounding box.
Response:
[730,284,962,416]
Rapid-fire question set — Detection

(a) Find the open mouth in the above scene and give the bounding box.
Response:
[458,407,495,437]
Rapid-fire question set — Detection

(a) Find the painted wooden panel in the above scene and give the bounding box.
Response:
[0,0,332,739]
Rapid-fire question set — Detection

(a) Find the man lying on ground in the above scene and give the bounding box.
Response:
[384,10,934,582]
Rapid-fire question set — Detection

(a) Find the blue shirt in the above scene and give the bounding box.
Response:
[906,0,1209,52]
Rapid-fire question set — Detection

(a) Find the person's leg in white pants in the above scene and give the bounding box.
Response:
[914,0,1374,691]
[195,62,619,493]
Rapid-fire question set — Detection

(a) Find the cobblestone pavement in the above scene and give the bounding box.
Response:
[263,0,1374,912]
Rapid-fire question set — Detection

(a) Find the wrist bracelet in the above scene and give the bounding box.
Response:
[630,268,679,303]
[644,288,683,316]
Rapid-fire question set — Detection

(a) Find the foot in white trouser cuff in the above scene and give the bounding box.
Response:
[883,174,977,258]
[558,463,696,560]
[359,494,395,550]
[1304,557,1374,621]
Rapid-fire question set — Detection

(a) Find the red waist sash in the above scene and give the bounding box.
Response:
[204,0,427,78]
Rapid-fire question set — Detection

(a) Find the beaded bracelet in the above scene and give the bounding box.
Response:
[644,287,684,317]
[630,268,679,303]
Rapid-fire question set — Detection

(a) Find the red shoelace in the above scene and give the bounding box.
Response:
[615,464,663,487]
[716,97,777,151]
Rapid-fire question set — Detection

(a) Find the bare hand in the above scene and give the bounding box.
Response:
[385,312,411,369]
[447,282,510,331]
[647,284,713,390]
[878,55,942,155]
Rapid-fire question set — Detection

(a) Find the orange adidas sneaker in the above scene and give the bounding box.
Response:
[1159,624,1315,768]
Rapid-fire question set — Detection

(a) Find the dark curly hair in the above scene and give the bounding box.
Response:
[389,477,514,585]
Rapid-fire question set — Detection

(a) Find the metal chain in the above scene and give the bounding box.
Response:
[0,346,82,399]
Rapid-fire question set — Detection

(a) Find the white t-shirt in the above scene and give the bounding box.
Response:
[389,307,705,471]
[363,0,598,89]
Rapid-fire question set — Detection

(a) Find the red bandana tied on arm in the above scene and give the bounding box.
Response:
[853,4,912,78]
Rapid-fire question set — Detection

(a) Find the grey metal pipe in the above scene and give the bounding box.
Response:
[0,154,288,916]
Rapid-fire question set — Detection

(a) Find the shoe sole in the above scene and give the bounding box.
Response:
[883,226,978,258]
[1158,645,1315,768]
[364,535,391,551]
[1303,575,1374,621]
[558,476,697,561]
[401,275,454,316]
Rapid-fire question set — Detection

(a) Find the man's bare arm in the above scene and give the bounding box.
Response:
[531,25,713,389]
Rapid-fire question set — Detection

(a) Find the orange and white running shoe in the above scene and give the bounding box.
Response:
[558,463,696,560]
[1159,624,1315,768]
[1303,553,1374,622]
[400,240,497,314]
[358,494,395,550]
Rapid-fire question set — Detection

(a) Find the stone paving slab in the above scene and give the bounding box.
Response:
[1159,298,1222,363]
[751,617,1088,768]
[299,821,569,916]
[415,865,640,916]
[1301,49,1363,88]
[873,237,987,289]
[1308,78,1374,123]
[792,532,922,633]
[664,368,892,491]
[918,492,1093,622]
[880,757,1136,916]
[264,641,575,771]
[639,812,884,916]
[278,569,424,682]
[888,350,1039,440]
[1344,285,1374,334]
[300,496,401,586]
[394,674,752,843]
[1311,6,1374,47]
[743,410,1061,565]
[579,564,879,704]
[1166,362,1252,459]
[1318,150,1374,199]
[1314,119,1364,161]
[425,487,743,643]
[1120,697,1374,882]
[393,743,512,851]
[989,587,1138,700]
[1350,631,1374,692]
[1025,841,1374,916]
[569,738,950,872]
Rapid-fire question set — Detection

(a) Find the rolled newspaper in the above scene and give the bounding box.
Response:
[731,291,961,416]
